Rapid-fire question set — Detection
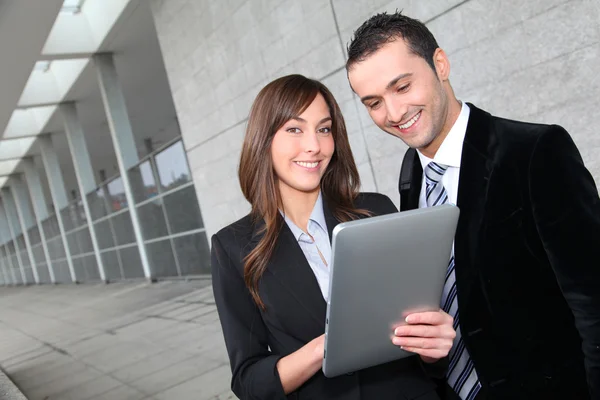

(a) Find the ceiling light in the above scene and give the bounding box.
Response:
[60,0,86,14]
[34,61,51,73]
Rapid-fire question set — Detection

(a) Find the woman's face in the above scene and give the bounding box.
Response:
[271,93,335,197]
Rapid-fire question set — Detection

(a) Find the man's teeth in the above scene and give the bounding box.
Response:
[296,161,319,168]
[398,112,421,129]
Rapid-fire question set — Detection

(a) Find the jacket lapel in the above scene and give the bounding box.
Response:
[250,214,331,333]
[454,103,494,304]
[400,151,423,211]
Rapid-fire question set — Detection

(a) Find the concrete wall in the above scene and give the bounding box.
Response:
[150,0,600,239]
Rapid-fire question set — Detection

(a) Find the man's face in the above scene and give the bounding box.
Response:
[348,39,449,153]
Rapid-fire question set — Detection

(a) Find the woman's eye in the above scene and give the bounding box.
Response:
[286,128,301,133]
[318,127,331,134]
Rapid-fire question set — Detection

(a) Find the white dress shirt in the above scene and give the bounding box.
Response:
[282,192,331,301]
[418,102,470,208]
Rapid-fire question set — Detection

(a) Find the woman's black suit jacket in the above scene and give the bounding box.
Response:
[211,192,440,400]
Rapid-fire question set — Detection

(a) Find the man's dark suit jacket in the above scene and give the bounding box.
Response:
[211,193,440,400]
[399,103,600,399]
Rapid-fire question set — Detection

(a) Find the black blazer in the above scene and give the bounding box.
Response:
[400,104,600,399]
[212,193,440,400]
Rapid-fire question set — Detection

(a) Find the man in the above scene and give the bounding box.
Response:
[346,11,600,400]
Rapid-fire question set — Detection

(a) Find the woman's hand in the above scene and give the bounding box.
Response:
[277,334,325,394]
[392,309,455,363]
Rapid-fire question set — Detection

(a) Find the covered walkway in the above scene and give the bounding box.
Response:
[0,280,233,399]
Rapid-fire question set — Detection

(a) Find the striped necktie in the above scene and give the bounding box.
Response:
[425,162,482,400]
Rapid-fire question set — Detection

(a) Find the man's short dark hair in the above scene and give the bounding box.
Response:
[346,11,439,71]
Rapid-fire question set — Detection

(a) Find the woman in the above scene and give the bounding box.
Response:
[211,74,454,399]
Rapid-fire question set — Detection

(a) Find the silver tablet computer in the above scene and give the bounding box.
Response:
[322,204,459,378]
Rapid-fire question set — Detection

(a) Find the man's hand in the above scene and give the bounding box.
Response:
[392,309,455,363]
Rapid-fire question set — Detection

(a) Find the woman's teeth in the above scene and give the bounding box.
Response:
[295,161,319,168]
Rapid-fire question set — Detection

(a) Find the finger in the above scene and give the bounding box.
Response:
[395,325,439,338]
[395,324,455,339]
[400,347,450,360]
[405,310,453,325]
[393,337,452,350]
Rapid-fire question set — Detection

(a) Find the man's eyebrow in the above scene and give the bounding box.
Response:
[360,73,413,103]
[385,73,413,90]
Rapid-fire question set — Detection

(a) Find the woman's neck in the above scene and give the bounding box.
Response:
[280,186,320,233]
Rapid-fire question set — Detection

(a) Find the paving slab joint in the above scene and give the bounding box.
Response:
[0,366,27,400]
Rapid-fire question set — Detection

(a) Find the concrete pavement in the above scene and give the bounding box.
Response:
[0,280,235,400]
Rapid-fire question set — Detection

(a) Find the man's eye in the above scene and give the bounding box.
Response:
[368,101,381,110]
[398,84,410,92]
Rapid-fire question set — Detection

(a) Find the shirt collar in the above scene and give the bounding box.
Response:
[417,101,470,169]
[283,191,327,242]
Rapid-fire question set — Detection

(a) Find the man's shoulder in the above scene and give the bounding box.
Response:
[355,192,398,216]
[469,103,569,150]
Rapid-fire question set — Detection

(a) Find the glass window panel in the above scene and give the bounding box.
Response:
[53,260,71,283]
[36,263,51,284]
[163,186,204,234]
[172,232,210,275]
[76,227,93,254]
[146,239,177,278]
[11,258,22,284]
[155,141,191,191]
[28,226,41,245]
[67,231,81,256]
[60,206,75,232]
[138,200,169,240]
[32,244,45,265]
[107,177,128,212]
[129,161,158,204]
[23,263,34,284]
[87,189,109,220]
[42,215,60,238]
[119,247,144,279]
[101,250,121,281]
[68,200,87,228]
[7,242,15,255]
[111,212,136,245]
[47,237,66,261]
[94,220,115,250]
[78,254,100,281]
[19,250,30,267]
[16,235,25,251]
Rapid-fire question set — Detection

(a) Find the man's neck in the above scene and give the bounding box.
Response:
[419,98,462,159]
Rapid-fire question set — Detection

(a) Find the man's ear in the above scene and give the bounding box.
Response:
[433,48,450,81]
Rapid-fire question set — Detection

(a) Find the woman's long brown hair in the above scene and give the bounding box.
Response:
[238,74,369,309]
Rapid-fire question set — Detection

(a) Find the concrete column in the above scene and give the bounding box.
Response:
[1,245,18,285]
[94,53,152,280]
[0,214,13,285]
[23,158,56,283]
[0,215,17,285]
[0,196,27,284]
[39,135,77,283]
[0,224,11,285]
[59,102,107,282]
[10,176,40,283]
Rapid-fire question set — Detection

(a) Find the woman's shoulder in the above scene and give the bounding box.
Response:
[212,213,256,249]
[355,192,398,216]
